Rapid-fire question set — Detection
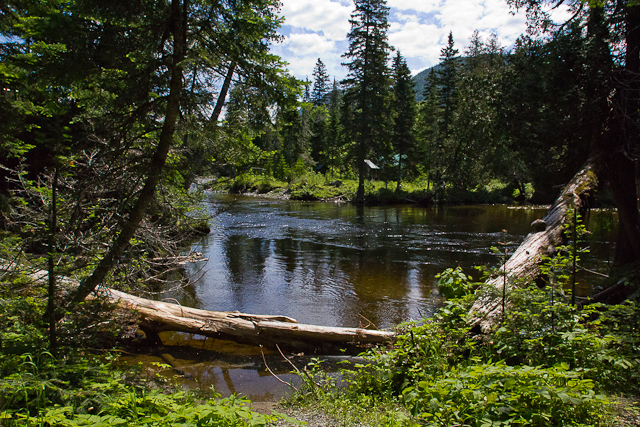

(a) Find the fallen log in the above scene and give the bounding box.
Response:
[468,156,601,333]
[103,288,395,352]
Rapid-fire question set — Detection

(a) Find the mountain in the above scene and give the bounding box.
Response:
[411,57,466,102]
[412,64,440,102]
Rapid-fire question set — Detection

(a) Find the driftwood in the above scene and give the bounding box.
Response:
[469,157,601,333]
[1,259,394,352]
[103,288,395,352]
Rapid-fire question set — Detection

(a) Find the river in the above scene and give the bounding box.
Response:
[121,194,615,400]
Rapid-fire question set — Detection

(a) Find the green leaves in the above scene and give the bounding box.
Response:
[403,361,610,426]
[436,267,475,299]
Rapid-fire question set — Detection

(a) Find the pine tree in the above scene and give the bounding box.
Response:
[341,0,392,202]
[418,68,442,192]
[326,79,344,170]
[437,32,459,141]
[312,58,331,106]
[391,51,417,191]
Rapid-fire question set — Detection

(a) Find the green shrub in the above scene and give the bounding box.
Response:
[402,361,610,426]
[436,267,475,299]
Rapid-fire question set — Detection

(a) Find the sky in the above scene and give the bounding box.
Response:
[270,0,571,82]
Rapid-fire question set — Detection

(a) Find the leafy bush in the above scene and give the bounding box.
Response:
[436,267,475,299]
[402,361,610,427]
[0,279,295,427]
[3,390,299,426]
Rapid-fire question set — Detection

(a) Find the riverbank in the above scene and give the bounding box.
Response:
[1,248,637,426]
[199,172,532,205]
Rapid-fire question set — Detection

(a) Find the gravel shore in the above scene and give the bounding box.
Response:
[249,402,372,427]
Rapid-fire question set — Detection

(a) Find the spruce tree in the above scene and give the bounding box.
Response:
[326,79,344,170]
[418,68,442,191]
[341,0,392,202]
[437,32,459,141]
[310,59,331,162]
[312,58,331,106]
[391,51,417,191]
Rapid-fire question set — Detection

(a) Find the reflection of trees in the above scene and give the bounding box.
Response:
[344,246,412,328]
[274,230,300,278]
[223,235,270,307]
[192,200,551,328]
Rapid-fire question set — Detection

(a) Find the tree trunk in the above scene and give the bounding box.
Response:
[70,0,186,305]
[103,288,395,352]
[183,61,237,191]
[356,158,365,203]
[468,156,601,333]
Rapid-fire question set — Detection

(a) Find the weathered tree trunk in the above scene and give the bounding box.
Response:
[69,0,186,305]
[468,156,601,333]
[103,288,395,352]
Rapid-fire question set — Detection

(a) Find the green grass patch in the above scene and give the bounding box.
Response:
[206,172,534,205]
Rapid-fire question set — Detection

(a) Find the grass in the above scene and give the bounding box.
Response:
[206,172,528,205]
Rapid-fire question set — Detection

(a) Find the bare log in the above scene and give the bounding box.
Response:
[103,288,395,351]
[468,156,601,333]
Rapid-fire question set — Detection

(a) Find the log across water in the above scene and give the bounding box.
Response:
[104,288,395,352]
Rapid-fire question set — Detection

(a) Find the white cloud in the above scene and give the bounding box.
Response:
[394,12,419,23]
[387,0,441,14]
[274,0,534,79]
[280,0,353,40]
[389,21,441,58]
[281,32,336,57]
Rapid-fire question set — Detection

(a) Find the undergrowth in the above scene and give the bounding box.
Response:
[288,241,640,426]
[208,170,526,204]
[0,272,299,427]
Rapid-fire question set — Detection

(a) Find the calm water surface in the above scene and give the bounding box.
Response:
[126,195,615,400]
[181,194,554,329]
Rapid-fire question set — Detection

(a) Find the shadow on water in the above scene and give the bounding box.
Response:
[134,195,617,401]
[121,332,354,402]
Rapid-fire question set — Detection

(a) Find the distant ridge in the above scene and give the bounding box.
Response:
[412,64,441,102]
[411,57,466,102]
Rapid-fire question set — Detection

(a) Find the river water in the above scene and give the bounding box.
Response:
[122,194,615,400]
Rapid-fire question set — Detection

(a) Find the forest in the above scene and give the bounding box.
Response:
[0,0,639,425]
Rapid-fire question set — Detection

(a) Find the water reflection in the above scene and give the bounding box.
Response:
[182,196,557,329]
[147,197,618,401]
[119,335,303,402]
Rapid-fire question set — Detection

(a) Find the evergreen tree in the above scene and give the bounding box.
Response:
[390,51,417,191]
[341,0,392,202]
[326,79,344,171]
[417,68,442,193]
[450,32,507,189]
[312,58,331,106]
[309,105,328,165]
[303,78,312,103]
[437,32,459,141]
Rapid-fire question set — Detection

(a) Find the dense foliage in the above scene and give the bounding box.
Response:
[2,0,640,425]
[290,255,640,426]
[0,253,301,426]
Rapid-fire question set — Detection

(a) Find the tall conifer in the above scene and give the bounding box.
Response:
[312,58,331,106]
[391,51,417,191]
[341,0,392,202]
[437,32,459,141]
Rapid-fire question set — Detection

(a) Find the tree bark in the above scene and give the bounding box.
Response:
[103,288,395,352]
[468,155,601,333]
[70,0,186,305]
[183,61,237,191]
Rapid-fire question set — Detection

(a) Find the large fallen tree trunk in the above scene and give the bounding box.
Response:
[103,288,395,352]
[468,156,601,333]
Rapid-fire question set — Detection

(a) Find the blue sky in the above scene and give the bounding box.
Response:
[271,0,571,81]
